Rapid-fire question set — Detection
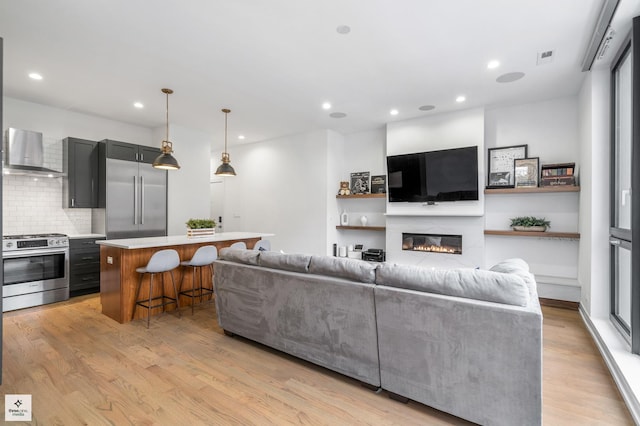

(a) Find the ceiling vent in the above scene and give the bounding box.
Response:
[537,50,555,65]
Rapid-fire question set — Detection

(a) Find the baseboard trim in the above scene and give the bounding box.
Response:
[579,306,640,425]
[539,298,579,310]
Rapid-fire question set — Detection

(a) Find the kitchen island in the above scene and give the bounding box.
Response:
[98,232,272,323]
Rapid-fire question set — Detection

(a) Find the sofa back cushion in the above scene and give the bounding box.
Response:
[375,263,530,306]
[308,256,378,283]
[218,248,260,265]
[258,251,312,273]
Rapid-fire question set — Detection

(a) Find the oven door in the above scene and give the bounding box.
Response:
[2,247,69,298]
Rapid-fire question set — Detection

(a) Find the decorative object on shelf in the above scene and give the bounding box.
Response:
[215,108,236,176]
[360,215,368,226]
[350,171,370,194]
[186,218,217,237]
[487,144,527,188]
[509,216,550,232]
[514,157,539,188]
[338,180,351,195]
[540,162,576,187]
[370,175,387,194]
[152,88,181,170]
[340,210,349,226]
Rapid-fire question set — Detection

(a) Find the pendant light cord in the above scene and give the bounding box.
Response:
[166,91,170,142]
[224,110,228,152]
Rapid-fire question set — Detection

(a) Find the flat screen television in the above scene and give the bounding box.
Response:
[387,146,478,202]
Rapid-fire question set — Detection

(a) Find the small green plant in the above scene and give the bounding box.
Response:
[185,218,216,229]
[509,216,550,228]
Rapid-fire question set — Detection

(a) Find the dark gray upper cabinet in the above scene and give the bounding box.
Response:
[63,137,99,208]
[139,145,161,164]
[103,139,161,164]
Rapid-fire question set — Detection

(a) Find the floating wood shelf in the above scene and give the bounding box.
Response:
[484,186,580,194]
[484,230,580,239]
[336,225,386,231]
[336,193,386,199]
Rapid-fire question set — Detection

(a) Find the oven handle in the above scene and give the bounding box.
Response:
[2,248,69,259]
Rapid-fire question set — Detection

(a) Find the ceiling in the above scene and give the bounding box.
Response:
[0,0,620,151]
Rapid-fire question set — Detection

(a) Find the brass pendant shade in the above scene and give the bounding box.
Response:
[152,88,181,170]
[215,108,236,176]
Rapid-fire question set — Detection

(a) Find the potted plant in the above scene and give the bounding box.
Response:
[509,216,551,232]
[186,218,217,237]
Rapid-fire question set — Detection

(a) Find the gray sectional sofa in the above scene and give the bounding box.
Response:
[214,249,542,426]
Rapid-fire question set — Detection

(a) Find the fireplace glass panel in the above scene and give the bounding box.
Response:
[402,233,462,255]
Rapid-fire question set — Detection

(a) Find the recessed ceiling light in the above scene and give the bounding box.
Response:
[487,60,500,69]
[322,102,332,110]
[418,105,435,111]
[238,135,245,140]
[28,72,43,80]
[336,25,351,35]
[456,95,466,103]
[133,102,144,109]
[329,112,347,118]
[496,72,525,83]
[390,109,399,116]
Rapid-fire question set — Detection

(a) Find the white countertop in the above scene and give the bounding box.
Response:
[96,232,273,249]
[69,234,106,239]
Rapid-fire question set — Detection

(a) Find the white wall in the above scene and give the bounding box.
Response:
[334,128,386,254]
[221,130,329,255]
[386,108,485,217]
[385,108,485,267]
[484,97,581,300]
[162,124,212,235]
[579,68,612,318]
[2,97,211,237]
[2,97,153,235]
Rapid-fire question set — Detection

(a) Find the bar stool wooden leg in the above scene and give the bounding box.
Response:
[147,273,154,329]
[169,270,181,318]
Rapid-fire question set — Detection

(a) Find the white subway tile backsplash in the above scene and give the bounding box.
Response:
[2,175,92,235]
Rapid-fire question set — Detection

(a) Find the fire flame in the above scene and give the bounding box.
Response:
[411,244,458,254]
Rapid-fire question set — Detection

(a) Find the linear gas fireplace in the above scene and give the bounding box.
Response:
[402,233,462,255]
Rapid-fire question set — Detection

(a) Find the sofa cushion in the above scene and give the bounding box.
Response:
[489,258,529,274]
[308,256,378,283]
[218,248,260,265]
[258,251,312,273]
[375,263,530,306]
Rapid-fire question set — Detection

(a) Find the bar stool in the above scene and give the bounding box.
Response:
[132,249,181,328]
[253,239,271,251]
[178,245,218,314]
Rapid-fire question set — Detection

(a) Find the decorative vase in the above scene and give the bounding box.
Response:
[512,225,547,232]
[360,215,368,226]
[340,210,349,226]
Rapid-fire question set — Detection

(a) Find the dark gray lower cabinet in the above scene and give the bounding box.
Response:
[69,237,105,297]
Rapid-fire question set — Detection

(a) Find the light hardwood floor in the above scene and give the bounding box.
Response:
[0,295,634,425]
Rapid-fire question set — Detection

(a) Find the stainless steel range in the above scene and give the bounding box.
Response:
[2,233,69,312]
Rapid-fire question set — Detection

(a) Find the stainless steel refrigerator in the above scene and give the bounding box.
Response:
[102,141,167,239]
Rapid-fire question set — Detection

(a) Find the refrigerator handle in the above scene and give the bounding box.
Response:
[133,176,138,225]
[140,176,145,225]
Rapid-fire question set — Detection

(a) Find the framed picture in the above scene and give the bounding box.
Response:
[350,171,370,194]
[487,145,528,188]
[370,175,387,194]
[514,157,539,188]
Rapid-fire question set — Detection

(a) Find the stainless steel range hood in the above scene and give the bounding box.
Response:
[3,128,66,177]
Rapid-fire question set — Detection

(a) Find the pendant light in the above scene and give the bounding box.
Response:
[214,108,236,176]
[152,88,181,170]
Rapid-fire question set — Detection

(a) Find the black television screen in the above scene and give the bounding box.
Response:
[387,146,478,203]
